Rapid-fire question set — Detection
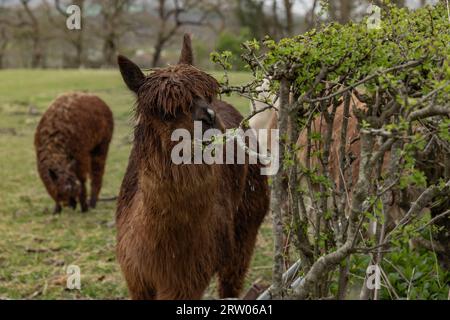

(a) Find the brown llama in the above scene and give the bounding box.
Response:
[116,34,270,300]
[35,92,114,214]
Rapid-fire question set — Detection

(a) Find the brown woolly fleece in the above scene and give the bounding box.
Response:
[116,34,270,300]
[34,92,114,214]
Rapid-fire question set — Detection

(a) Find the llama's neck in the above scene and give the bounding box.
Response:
[134,121,218,215]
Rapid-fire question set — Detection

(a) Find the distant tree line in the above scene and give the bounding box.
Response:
[0,0,436,69]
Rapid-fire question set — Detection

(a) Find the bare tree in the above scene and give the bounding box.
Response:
[235,0,295,39]
[283,0,294,36]
[0,26,8,68]
[0,0,49,68]
[302,0,319,30]
[0,1,9,68]
[94,0,136,67]
[100,0,132,67]
[329,0,353,24]
[19,0,44,68]
[236,0,269,39]
[269,0,295,38]
[373,0,406,8]
[151,0,223,67]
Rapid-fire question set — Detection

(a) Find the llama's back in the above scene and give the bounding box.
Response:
[212,99,243,128]
[35,92,114,157]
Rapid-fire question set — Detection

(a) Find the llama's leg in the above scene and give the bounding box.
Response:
[74,157,89,213]
[53,202,62,214]
[156,286,205,300]
[154,272,211,300]
[218,225,260,298]
[89,141,109,208]
[121,267,157,300]
[128,282,156,300]
[130,290,156,300]
[218,166,269,299]
[78,180,88,213]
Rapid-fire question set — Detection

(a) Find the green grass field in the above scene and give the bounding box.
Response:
[0,69,274,299]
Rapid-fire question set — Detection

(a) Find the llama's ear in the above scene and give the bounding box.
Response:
[178,33,194,65]
[117,55,145,93]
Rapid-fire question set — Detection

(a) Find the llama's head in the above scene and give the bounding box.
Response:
[117,34,222,136]
[47,163,80,208]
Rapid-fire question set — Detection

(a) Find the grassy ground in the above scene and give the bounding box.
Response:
[0,69,273,299]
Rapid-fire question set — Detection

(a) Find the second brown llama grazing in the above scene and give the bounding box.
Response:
[116,34,270,300]
[35,92,114,214]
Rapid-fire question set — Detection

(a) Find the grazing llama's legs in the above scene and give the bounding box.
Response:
[75,158,89,212]
[78,178,88,213]
[89,141,109,208]
[53,203,62,214]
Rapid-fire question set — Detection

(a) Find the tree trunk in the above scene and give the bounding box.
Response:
[75,38,83,68]
[103,34,116,67]
[74,0,85,68]
[31,36,43,68]
[152,38,165,68]
[269,77,291,299]
[0,29,6,69]
[283,0,294,36]
[339,0,352,23]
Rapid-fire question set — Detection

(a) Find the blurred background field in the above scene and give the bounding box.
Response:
[0,69,275,299]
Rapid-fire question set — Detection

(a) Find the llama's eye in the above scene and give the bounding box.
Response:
[192,104,216,126]
[199,107,215,126]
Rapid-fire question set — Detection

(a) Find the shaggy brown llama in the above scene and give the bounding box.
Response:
[116,34,270,300]
[35,92,114,214]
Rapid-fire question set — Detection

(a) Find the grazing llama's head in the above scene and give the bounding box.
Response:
[117,34,222,135]
[47,163,80,208]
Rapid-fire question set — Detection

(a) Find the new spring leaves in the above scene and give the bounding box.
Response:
[171,122,280,176]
